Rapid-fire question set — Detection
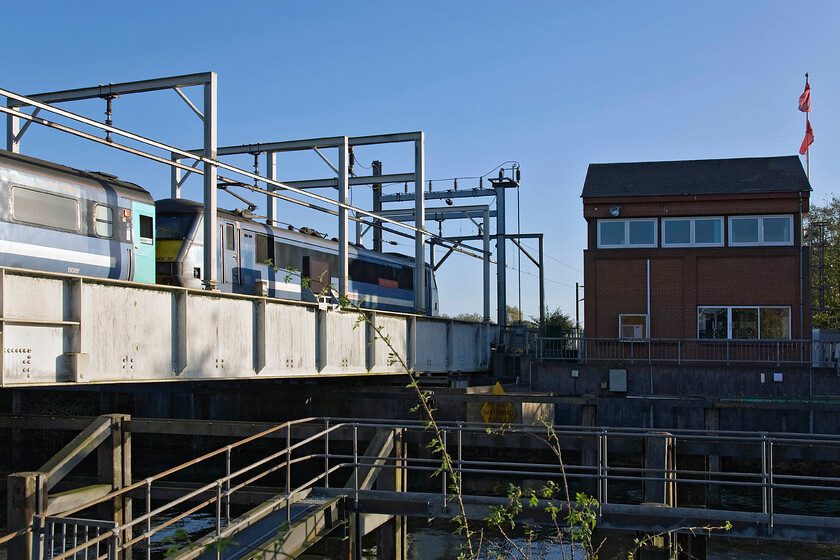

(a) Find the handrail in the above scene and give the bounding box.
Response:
[19,417,840,559]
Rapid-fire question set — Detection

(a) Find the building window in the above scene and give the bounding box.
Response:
[697,306,790,339]
[662,217,723,247]
[728,215,793,246]
[597,219,657,248]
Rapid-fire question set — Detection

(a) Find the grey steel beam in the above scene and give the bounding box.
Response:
[373,205,497,222]
[494,180,507,327]
[380,188,497,203]
[484,209,491,323]
[202,74,218,289]
[7,72,215,106]
[189,132,423,156]
[266,151,277,226]
[414,135,425,313]
[281,172,414,190]
[338,137,349,297]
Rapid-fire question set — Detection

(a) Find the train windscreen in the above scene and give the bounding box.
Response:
[156,214,196,240]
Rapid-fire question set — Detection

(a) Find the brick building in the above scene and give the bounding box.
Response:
[581,156,811,341]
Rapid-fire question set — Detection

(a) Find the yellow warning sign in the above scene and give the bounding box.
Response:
[480,382,516,424]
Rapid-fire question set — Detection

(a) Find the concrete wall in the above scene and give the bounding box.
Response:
[530,361,840,399]
[0,268,495,386]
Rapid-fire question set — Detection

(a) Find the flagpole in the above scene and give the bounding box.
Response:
[805,73,810,180]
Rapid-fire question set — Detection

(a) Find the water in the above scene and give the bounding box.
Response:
[396,521,840,560]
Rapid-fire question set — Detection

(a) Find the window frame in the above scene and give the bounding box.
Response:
[728,215,794,247]
[93,204,114,239]
[661,216,724,248]
[596,218,658,249]
[696,305,791,340]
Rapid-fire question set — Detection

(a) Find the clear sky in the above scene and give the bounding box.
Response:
[3,1,838,323]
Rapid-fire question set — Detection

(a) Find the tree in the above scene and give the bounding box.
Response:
[532,307,576,337]
[454,312,484,323]
[810,196,840,329]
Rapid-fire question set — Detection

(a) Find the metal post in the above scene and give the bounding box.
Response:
[441,430,448,504]
[215,481,222,560]
[495,180,506,327]
[6,102,20,152]
[286,423,292,524]
[414,134,426,313]
[353,424,359,505]
[266,151,277,226]
[171,154,181,199]
[373,161,383,253]
[202,73,218,290]
[225,446,232,524]
[457,423,463,496]
[325,418,330,488]
[145,478,152,560]
[538,235,545,330]
[338,137,349,298]
[483,209,491,322]
[761,434,768,516]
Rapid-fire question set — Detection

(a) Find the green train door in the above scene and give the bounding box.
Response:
[131,201,156,283]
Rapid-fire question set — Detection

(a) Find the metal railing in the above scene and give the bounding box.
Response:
[11,418,840,559]
[536,336,825,366]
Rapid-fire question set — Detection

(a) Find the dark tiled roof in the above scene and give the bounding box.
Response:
[581,156,810,198]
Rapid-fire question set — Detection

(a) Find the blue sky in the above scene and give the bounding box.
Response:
[3,1,839,322]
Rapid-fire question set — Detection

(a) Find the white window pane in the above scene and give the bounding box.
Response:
[763,217,791,243]
[663,220,690,245]
[731,218,758,244]
[628,221,655,245]
[599,221,625,246]
[695,219,722,244]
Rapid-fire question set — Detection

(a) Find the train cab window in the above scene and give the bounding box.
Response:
[139,215,154,244]
[11,186,79,232]
[93,205,114,238]
[156,214,195,240]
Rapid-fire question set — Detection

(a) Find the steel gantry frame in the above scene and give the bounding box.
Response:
[179,133,427,308]
[0,74,434,313]
[5,73,221,289]
[378,176,542,329]
[1,72,541,323]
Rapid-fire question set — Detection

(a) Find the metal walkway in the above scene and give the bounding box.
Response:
[6,416,840,560]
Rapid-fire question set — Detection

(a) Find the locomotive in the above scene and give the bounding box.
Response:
[0,149,439,316]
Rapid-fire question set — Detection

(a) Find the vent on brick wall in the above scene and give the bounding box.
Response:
[621,324,644,339]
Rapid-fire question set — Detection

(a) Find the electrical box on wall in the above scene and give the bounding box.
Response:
[609,369,627,392]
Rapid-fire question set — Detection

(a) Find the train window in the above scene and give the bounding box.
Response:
[93,204,113,238]
[255,233,274,265]
[11,186,79,232]
[139,215,154,244]
[225,223,235,249]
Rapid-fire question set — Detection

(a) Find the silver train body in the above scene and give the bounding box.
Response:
[155,198,439,315]
[0,149,157,282]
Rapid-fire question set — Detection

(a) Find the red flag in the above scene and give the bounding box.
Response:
[799,81,811,112]
[799,118,814,155]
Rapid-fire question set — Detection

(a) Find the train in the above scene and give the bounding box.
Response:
[0,148,439,316]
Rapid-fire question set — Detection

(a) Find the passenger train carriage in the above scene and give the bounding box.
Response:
[0,149,156,282]
[155,198,440,315]
[0,149,439,316]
